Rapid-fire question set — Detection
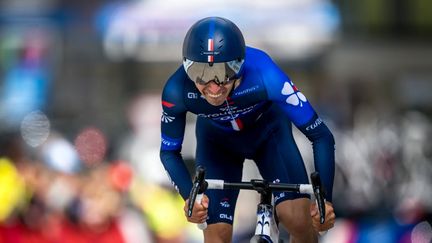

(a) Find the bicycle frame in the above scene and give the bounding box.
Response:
[252,202,278,243]
[188,167,325,243]
[248,180,280,243]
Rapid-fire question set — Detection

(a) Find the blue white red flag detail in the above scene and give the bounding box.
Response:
[207,38,214,62]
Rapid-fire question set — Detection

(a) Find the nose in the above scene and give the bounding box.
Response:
[207,82,222,93]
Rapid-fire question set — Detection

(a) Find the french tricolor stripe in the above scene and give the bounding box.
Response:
[230,118,243,131]
[207,38,214,62]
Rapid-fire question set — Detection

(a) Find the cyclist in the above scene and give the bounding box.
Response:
[160,16,336,243]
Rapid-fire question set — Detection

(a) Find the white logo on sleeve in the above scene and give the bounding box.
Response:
[281,81,307,107]
[161,112,175,123]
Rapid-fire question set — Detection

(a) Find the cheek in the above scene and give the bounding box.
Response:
[194,84,205,93]
[224,84,234,94]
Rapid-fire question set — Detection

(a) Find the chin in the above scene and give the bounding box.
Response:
[206,98,225,106]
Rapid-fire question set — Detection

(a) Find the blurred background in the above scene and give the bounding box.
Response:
[1,0,432,242]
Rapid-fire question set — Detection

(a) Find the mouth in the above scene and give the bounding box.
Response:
[206,92,223,98]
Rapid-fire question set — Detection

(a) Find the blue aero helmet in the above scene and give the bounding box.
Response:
[182,17,246,85]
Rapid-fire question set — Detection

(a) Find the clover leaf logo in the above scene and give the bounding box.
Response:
[281,81,307,107]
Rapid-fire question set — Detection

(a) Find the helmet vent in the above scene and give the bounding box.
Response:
[199,39,205,50]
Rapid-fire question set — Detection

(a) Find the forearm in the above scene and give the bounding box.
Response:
[311,128,335,202]
[300,116,335,202]
[160,150,193,199]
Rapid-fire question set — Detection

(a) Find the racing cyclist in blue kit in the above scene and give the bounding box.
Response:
[160,17,336,243]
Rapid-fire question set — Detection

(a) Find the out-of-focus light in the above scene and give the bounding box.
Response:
[97,0,340,62]
[74,127,107,166]
[42,135,80,174]
[411,221,432,243]
[45,176,76,212]
[322,219,358,243]
[394,198,427,225]
[109,161,133,191]
[20,110,50,147]
[0,157,26,222]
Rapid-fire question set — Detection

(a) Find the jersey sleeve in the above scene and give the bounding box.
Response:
[257,50,336,201]
[160,67,193,199]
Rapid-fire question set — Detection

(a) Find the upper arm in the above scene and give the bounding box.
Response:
[257,51,316,126]
[160,69,188,151]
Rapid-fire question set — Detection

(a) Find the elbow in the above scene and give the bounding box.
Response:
[160,149,172,162]
[324,129,335,146]
[305,122,335,146]
[160,149,181,163]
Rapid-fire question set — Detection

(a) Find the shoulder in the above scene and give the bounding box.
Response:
[162,66,189,111]
[245,46,273,63]
[162,66,188,100]
[244,46,284,78]
[243,47,291,96]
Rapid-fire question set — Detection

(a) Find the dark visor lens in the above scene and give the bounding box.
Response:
[183,59,244,85]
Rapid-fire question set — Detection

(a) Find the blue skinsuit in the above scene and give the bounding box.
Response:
[160,47,335,224]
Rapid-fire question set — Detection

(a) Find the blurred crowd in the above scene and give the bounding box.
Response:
[1,94,432,243]
[1,0,432,242]
[0,128,202,243]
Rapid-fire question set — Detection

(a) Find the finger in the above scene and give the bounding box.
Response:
[324,204,335,221]
[193,210,208,218]
[189,213,208,224]
[199,215,208,223]
[310,203,318,217]
[325,206,334,216]
[312,215,335,231]
[326,210,335,219]
[314,212,334,225]
[195,201,207,210]
[313,222,333,232]
[201,195,209,208]
[184,206,206,219]
[184,199,190,213]
[322,222,334,231]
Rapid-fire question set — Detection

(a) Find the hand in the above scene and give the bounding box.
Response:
[310,201,335,233]
[184,194,209,224]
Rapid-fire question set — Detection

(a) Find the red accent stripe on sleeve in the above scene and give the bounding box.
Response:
[162,101,175,108]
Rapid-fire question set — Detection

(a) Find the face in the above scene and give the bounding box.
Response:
[184,59,244,105]
[195,80,237,106]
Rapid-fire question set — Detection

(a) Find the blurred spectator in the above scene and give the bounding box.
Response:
[0,131,152,243]
[1,0,432,242]
[120,93,202,243]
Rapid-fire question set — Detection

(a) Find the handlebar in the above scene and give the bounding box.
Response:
[188,166,327,229]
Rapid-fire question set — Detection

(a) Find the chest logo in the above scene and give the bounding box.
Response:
[281,81,307,107]
[187,92,199,99]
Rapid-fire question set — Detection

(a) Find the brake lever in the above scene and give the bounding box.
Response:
[310,172,326,224]
[187,166,206,217]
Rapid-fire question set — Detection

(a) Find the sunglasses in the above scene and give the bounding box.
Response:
[183,58,244,85]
